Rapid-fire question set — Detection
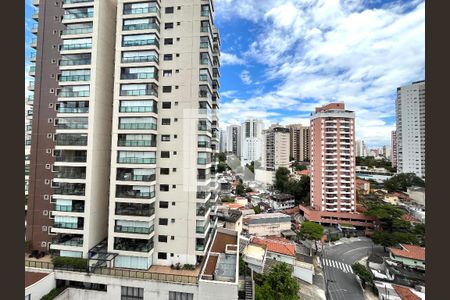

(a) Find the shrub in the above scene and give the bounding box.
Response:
[40,287,65,300]
[182,264,195,270]
[52,256,88,271]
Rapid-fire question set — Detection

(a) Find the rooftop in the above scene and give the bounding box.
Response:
[252,236,296,257]
[389,244,425,261]
[271,193,295,201]
[392,284,422,300]
[25,271,50,288]
[217,209,243,223]
[244,212,291,225]
[243,244,266,261]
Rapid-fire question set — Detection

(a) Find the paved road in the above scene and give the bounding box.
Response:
[321,237,386,300]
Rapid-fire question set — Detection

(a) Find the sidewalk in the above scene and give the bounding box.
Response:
[298,256,326,300]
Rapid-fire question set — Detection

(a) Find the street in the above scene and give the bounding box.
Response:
[321,237,385,300]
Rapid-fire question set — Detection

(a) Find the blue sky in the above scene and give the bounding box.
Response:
[25,0,425,147]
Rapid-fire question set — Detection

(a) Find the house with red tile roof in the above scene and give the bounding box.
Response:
[388,244,425,270]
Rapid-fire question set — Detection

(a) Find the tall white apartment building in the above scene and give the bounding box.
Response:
[391,130,398,168]
[219,129,227,152]
[396,80,425,178]
[226,124,241,158]
[241,119,263,165]
[355,140,365,157]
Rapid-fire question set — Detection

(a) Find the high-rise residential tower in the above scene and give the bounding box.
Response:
[226,124,241,158]
[261,125,290,172]
[396,80,425,178]
[391,130,398,168]
[219,129,227,152]
[287,124,310,162]
[355,140,365,157]
[310,103,356,213]
[241,119,263,165]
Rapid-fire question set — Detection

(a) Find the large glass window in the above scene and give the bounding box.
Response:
[122,34,159,47]
[117,151,156,164]
[61,38,92,50]
[118,134,156,147]
[120,83,158,96]
[55,117,88,129]
[63,22,93,35]
[59,69,90,82]
[59,54,91,66]
[123,18,159,31]
[121,67,158,80]
[58,85,90,97]
[119,100,157,113]
[123,1,159,15]
[169,291,194,300]
[121,50,158,63]
[119,117,157,130]
[64,7,94,20]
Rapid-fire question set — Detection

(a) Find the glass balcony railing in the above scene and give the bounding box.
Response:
[60,43,92,51]
[118,140,156,147]
[123,7,160,15]
[55,136,88,146]
[115,204,154,217]
[116,172,155,182]
[55,122,88,130]
[55,204,85,213]
[59,75,90,82]
[62,27,93,35]
[54,170,86,179]
[114,238,153,253]
[121,55,159,64]
[118,123,157,130]
[200,41,209,49]
[122,39,159,48]
[53,222,84,230]
[55,155,87,162]
[58,91,90,97]
[117,157,156,164]
[116,188,155,199]
[196,224,208,234]
[120,89,157,97]
[197,158,211,165]
[64,0,93,4]
[52,236,83,247]
[196,244,205,251]
[123,23,159,32]
[29,66,36,73]
[197,141,210,148]
[57,107,89,113]
[53,185,85,196]
[119,106,156,113]
[121,73,158,80]
[63,12,94,20]
[59,59,91,66]
[114,225,154,235]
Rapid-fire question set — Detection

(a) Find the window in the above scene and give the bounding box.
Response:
[159,201,169,208]
[160,184,169,191]
[174,135,177,139]
[164,38,173,45]
[160,168,169,175]
[169,291,193,300]
[171,236,175,240]
[159,218,168,225]
[177,22,181,26]
[158,235,168,242]
[162,101,171,108]
[165,7,174,14]
[165,23,174,29]
[161,118,171,125]
[161,151,170,158]
[158,252,167,259]
[161,135,170,142]
[163,54,173,61]
[162,86,172,93]
[121,286,143,300]
[163,70,172,77]
[176,37,180,41]
[175,53,180,57]
[172,168,177,172]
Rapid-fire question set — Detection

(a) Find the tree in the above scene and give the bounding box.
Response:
[217,152,227,162]
[217,162,227,173]
[245,187,253,193]
[254,206,262,214]
[236,183,245,196]
[274,167,290,192]
[365,203,404,233]
[383,173,425,192]
[294,165,307,171]
[255,263,300,300]
[286,176,310,205]
[352,263,373,288]
[299,221,324,254]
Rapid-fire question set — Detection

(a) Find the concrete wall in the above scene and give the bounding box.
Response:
[254,169,274,185]
[25,272,55,300]
[55,288,108,300]
[199,280,238,300]
[293,262,314,284]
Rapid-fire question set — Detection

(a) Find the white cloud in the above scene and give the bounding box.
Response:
[240,70,252,84]
[215,0,424,147]
[220,52,245,65]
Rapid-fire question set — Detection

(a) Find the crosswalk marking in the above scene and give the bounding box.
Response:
[322,258,354,274]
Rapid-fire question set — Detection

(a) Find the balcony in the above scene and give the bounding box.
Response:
[117,157,156,164]
[122,54,158,64]
[196,222,209,234]
[196,203,211,216]
[122,39,159,48]
[120,72,158,81]
[56,105,89,114]
[55,201,85,213]
[197,141,210,148]
[118,123,157,130]
[116,186,155,199]
[116,169,156,182]
[62,27,93,36]
[53,183,85,196]
[55,134,88,146]
[63,11,94,21]
[32,10,39,20]
[60,43,92,51]
[119,105,157,113]
[30,52,36,62]
[113,238,153,253]
[118,139,156,148]
[52,235,83,247]
[31,38,37,48]
[64,0,93,3]
[115,203,155,217]
[120,88,158,97]
[59,74,91,82]
[54,151,87,163]
[197,158,211,165]
[53,221,84,230]
[123,22,160,32]
[31,24,38,34]
[115,224,154,235]
[55,120,88,130]
[58,90,90,98]
[123,5,160,16]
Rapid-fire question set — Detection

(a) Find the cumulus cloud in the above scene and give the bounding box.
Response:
[215,0,424,147]
[240,70,252,84]
[220,52,245,65]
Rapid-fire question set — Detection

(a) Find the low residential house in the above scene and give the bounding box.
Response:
[235,196,248,206]
[243,213,291,236]
[248,236,315,284]
[217,209,243,233]
[388,244,425,270]
[373,281,425,300]
[383,194,400,205]
[269,193,296,210]
[242,244,266,273]
[356,178,371,195]
[406,186,425,207]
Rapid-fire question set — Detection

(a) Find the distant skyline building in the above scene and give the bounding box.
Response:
[219,129,227,153]
[287,124,310,162]
[396,80,425,178]
[355,140,365,157]
[226,125,241,158]
[241,119,264,165]
[261,124,290,172]
[391,130,398,168]
[310,103,356,213]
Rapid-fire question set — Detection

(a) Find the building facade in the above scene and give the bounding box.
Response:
[261,125,290,171]
[219,129,227,153]
[310,103,356,213]
[226,125,241,158]
[396,80,425,178]
[241,119,263,165]
[355,140,365,157]
[391,130,398,168]
[287,124,310,162]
